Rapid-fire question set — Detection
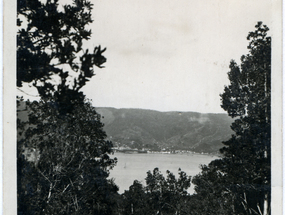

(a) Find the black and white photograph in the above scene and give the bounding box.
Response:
[2,0,283,214]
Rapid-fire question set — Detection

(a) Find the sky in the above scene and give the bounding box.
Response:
[81,0,272,113]
[18,0,273,113]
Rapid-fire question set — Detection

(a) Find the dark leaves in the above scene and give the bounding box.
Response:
[17,99,118,214]
[193,22,271,215]
[17,0,106,100]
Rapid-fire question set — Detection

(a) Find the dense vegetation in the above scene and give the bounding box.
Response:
[18,99,119,214]
[17,0,270,214]
[17,0,118,214]
[189,22,271,215]
[96,107,233,154]
[119,168,191,215]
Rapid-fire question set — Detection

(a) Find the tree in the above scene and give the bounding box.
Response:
[191,22,271,215]
[17,0,106,110]
[220,21,271,214]
[17,0,119,214]
[190,161,236,215]
[120,180,149,215]
[17,99,119,214]
[121,168,191,215]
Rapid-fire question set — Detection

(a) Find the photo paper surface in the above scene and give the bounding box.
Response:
[3,0,283,214]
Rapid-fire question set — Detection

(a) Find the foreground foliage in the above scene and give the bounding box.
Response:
[17,0,120,214]
[17,0,106,111]
[18,99,119,214]
[120,168,191,215]
[191,22,271,215]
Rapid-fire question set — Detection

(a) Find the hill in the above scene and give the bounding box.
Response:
[17,101,234,154]
[96,108,234,154]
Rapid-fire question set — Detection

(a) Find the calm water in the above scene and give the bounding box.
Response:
[109,152,218,193]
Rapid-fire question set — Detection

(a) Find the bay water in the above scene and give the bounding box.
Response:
[109,152,218,194]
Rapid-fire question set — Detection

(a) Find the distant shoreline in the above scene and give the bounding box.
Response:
[113,149,221,157]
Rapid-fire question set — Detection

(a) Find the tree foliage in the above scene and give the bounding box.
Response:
[191,22,271,215]
[120,180,150,215]
[18,99,119,214]
[17,0,106,109]
[17,0,119,214]
[120,168,191,215]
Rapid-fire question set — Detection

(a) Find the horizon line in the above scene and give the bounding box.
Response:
[95,106,228,114]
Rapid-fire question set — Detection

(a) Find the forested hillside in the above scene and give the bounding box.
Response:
[97,108,233,154]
